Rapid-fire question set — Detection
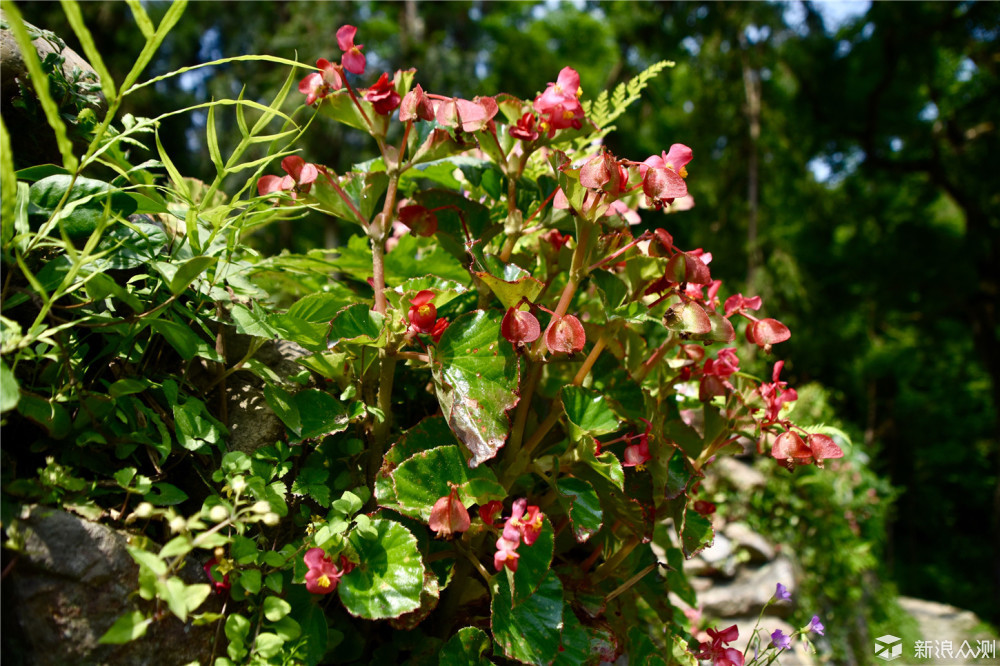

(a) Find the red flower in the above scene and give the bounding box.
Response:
[407,290,438,334]
[479,500,503,527]
[700,348,740,401]
[772,431,844,469]
[428,487,471,537]
[509,111,540,141]
[257,155,319,200]
[534,67,585,136]
[723,293,763,317]
[622,419,653,469]
[304,547,343,595]
[580,150,629,195]
[430,317,450,343]
[298,58,344,106]
[545,314,586,354]
[364,73,401,115]
[337,25,366,75]
[542,228,572,252]
[203,557,230,595]
[693,624,745,666]
[501,307,541,345]
[758,361,798,425]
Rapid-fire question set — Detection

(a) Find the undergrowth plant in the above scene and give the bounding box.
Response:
[1,3,844,664]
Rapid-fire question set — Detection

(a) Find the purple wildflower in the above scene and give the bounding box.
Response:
[771,629,792,650]
[775,582,791,601]
[808,615,825,636]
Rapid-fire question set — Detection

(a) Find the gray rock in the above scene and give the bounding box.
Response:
[723,521,776,563]
[899,597,1000,665]
[710,457,767,493]
[3,506,221,666]
[698,555,797,619]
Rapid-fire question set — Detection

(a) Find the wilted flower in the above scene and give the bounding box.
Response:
[364,72,401,115]
[501,307,541,345]
[428,487,471,537]
[544,314,585,354]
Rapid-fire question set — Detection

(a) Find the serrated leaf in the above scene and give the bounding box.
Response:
[430,310,519,468]
[492,570,564,665]
[553,604,590,666]
[289,389,347,440]
[390,445,505,521]
[339,518,424,620]
[231,303,280,338]
[473,258,545,311]
[670,498,715,559]
[555,477,603,542]
[328,303,385,345]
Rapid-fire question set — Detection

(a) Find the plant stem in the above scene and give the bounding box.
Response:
[572,334,607,386]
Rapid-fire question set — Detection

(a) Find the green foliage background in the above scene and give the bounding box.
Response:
[11,0,999,635]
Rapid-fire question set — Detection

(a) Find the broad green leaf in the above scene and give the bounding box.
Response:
[553,604,591,666]
[287,290,358,322]
[262,596,292,622]
[492,570,564,665]
[575,438,625,492]
[562,385,622,439]
[96,219,169,270]
[263,383,301,433]
[268,314,329,351]
[430,310,519,467]
[98,610,151,644]
[144,482,188,506]
[390,445,505,521]
[339,518,424,620]
[1,359,20,413]
[512,516,555,605]
[17,394,71,439]
[169,256,217,295]
[231,303,280,338]
[328,303,385,346]
[148,319,223,363]
[108,378,149,398]
[375,416,458,508]
[289,389,347,440]
[173,398,223,451]
[439,626,492,666]
[666,547,697,607]
[28,175,136,238]
[127,545,167,576]
[239,568,262,595]
[384,234,471,286]
[555,477,603,542]
[254,632,284,659]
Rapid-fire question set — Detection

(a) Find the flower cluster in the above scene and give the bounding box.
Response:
[693,624,744,666]
[494,498,544,572]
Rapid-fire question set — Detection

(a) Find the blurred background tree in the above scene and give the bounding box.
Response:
[15,0,998,629]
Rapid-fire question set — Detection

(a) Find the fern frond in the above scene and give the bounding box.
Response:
[585,60,674,130]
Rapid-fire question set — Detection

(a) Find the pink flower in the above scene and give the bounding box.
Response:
[399,84,435,122]
[640,144,693,209]
[303,547,343,595]
[479,500,503,527]
[533,67,585,136]
[337,25,366,75]
[622,418,653,469]
[428,487,471,537]
[723,293,763,317]
[758,361,798,425]
[298,58,344,106]
[494,534,521,572]
[257,155,319,200]
[364,73,401,115]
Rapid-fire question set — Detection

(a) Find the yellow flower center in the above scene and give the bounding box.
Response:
[317,574,331,589]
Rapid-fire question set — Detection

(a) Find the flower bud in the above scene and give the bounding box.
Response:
[169,516,188,534]
[252,501,272,515]
[133,502,154,519]
[262,512,281,526]
[208,505,230,523]
[231,476,246,493]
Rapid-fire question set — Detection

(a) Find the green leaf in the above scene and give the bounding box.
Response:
[173,398,223,451]
[390,445,505,521]
[473,258,545,311]
[555,478,603,542]
[430,310,520,467]
[239,568,262,595]
[287,290,358,322]
[98,611,151,644]
[492,570,564,665]
[328,303,385,346]
[670,498,715,559]
[29,175,136,238]
[17,393,71,439]
[143,481,188,506]
[575,439,625,492]
[263,383,301,433]
[263,596,292,622]
[289,389,347,440]
[1,359,20,413]
[512,516,555,605]
[339,518,424,620]
[108,378,149,398]
[562,385,622,439]
[439,626,492,666]
[127,545,167,576]
[231,303,280,338]
[254,632,284,659]
[553,604,591,666]
[268,314,329,351]
[169,255,217,295]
